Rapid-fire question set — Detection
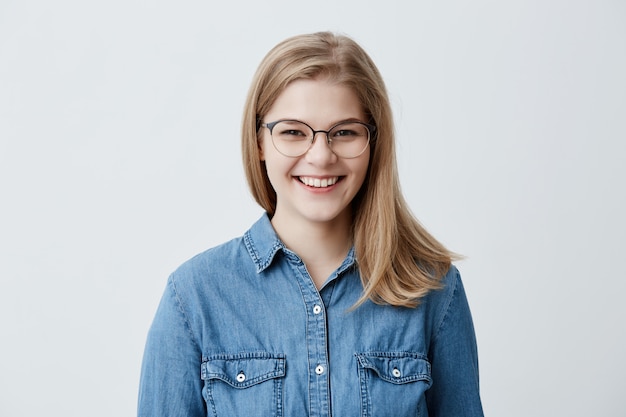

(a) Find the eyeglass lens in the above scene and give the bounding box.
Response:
[269,120,370,158]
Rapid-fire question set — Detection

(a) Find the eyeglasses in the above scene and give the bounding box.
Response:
[261,119,376,158]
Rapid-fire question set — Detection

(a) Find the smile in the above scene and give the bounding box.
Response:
[298,176,340,188]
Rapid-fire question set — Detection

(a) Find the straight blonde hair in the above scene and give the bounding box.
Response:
[242,32,456,307]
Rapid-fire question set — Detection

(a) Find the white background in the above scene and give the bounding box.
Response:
[1,0,624,416]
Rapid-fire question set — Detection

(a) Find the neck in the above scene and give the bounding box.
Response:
[270,210,353,288]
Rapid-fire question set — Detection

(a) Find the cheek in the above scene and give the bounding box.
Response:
[262,153,288,190]
[354,152,371,186]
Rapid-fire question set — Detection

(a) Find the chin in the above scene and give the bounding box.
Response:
[301,206,351,225]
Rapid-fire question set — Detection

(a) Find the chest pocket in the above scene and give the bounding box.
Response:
[201,352,286,417]
[356,352,432,417]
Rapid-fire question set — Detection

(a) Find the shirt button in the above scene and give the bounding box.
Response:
[392,368,401,378]
[236,372,246,382]
[313,305,322,315]
[315,365,325,375]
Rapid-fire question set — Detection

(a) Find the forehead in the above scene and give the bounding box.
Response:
[265,78,365,126]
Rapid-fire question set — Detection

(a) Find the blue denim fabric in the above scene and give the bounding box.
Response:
[138,214,483,417]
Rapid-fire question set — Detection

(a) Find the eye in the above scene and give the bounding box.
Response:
[333,129,359,137]
[281,129,307,136]
[330,123,368,141]
[274,121,310,140]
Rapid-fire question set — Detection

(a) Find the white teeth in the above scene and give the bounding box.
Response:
[299,176,339,188]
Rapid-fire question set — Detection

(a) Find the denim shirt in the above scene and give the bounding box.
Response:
[138,214,483,417]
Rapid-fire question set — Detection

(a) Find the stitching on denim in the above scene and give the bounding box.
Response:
[206,380,218,417]
[169,276,200,344]
[275,374,284,417]
[431,268,460,345]
[202,356,285,387]
[243,230,260,268]
[355,352,432,383]
[244,229,284,273]
[356,354,371,416]
[205,352,286,360]
[283,258,328,417]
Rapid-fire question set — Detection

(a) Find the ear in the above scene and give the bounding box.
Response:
[255,116,265,161]
[258,136,265,161]
[257,128,268,161]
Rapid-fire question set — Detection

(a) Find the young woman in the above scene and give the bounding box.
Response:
[138,32,484,417]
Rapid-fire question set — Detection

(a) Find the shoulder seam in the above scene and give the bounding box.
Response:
[168,275,200,345]
[431,268,460,345]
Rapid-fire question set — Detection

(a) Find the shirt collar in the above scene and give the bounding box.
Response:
[244,213,285,273]
[243,213,357,275]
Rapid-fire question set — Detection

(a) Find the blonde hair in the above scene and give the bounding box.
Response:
[242,32,456,307]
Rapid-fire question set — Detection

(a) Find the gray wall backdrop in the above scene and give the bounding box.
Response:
[1,0,624,415]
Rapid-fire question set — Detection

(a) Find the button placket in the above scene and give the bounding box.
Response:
[289,257,331,416]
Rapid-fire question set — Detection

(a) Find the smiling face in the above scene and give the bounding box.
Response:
[259,78,370,231]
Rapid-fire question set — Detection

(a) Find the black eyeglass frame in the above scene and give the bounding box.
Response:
[261,119,377,158]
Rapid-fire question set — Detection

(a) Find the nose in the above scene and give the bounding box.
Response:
[305,132,337,165]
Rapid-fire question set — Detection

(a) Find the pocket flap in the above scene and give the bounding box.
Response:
[201,352,286,388]
[356,352,431,385]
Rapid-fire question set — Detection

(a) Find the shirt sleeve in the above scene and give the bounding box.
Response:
[426,268,484,417]
[137,276,206,417]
